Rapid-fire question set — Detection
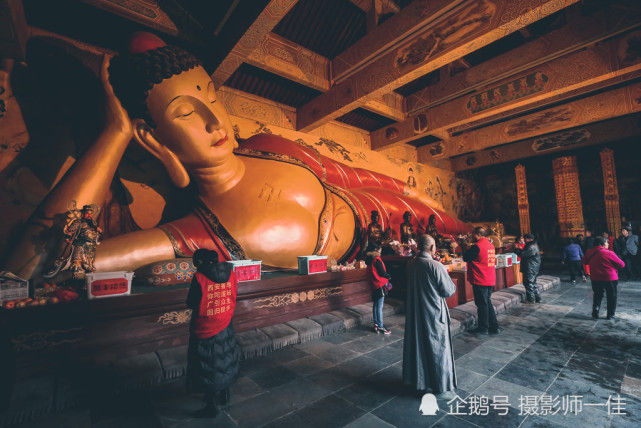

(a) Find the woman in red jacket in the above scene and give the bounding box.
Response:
[582,236,625,320]
[366,245,392,335]
[186,249,240,418]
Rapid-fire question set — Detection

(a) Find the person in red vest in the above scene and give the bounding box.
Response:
[366,244,392,334]
[463,227,499,335]
[186,249,240,418]
[582,236,625,320]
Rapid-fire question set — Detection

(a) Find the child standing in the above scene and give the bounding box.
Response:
[366,245,392,334]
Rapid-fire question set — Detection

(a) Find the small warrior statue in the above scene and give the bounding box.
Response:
[45,201,102,279]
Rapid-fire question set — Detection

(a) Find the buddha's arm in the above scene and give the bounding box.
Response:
[94,228,176,272]
[4,55,133,279]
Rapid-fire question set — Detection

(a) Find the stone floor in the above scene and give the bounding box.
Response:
[5,272,641,428]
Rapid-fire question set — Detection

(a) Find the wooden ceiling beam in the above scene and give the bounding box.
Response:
[445,113,641,171]
[362,92,406,122]
[418,80,641,162]
[211,0,299,88]
[350,0,400,14]
[298,0,581,133]
[332,0,466,84]
[244,32,330,92]
[405,7,640,115]
[371,26,641,149]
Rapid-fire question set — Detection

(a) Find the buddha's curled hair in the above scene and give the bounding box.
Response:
[108,45,201,128]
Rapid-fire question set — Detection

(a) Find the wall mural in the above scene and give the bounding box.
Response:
[455,176,482,221]
[531,129,590,152]
[467,71,548,114]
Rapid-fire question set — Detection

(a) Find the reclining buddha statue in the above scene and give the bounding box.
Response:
[5,33,469,279]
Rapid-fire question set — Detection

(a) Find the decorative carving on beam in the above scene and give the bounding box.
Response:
[247,32,330,92]
[212,0,299,88]
[333,0,465,82]
[299,0,579,132]
[421,81,641,159]
[599,148,622,238]
[447,113,641,171]
[219,86,296,130]
[373,28,641,149]
[553,156,585,239]
[80,0,181,37]
[531,129,590,152]
[467,71,548,114]
[515,165,531,235]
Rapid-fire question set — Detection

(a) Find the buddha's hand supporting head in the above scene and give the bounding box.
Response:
[101,54,133,139]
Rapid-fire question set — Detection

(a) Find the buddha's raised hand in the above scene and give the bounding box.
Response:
[101,53,133,140]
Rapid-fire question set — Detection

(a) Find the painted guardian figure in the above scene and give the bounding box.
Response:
[6,33,468,278]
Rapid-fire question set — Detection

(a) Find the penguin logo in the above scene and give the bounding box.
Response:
[419,393,439,415]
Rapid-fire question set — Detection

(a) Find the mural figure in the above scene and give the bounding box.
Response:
[5,33,468,279]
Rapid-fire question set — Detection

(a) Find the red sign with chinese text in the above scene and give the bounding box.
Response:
[90,278,130,296]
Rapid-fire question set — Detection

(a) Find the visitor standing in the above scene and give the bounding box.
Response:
[186,249,240,418]
[582,236,625,320]
[562,238,585,284]
[517,233,542,303]
[463,227,499,335]
[621,226,640,280]
[403,235,457,399]
[366,245,392,334]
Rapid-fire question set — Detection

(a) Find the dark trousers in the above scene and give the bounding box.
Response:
[523,274,540,302]
[568,260,584,281]
[592,280,618,317]
[473,284,498,332]
[622,255,640,280]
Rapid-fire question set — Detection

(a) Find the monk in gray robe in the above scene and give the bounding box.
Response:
[403,234,457,398]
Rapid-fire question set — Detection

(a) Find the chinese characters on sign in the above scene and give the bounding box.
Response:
[446,394,626,416]
[205,281,233,316]
[90,279,129,296]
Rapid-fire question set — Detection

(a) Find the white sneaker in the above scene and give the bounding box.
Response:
[379,327,391,335]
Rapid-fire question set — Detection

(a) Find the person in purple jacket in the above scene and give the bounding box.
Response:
[582,236,625,320]
[562,237,586,284]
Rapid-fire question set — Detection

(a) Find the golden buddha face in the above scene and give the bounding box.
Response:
[143,66,238,169]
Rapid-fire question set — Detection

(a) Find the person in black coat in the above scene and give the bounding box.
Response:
[516,233,542,303]
[186,249,240,418]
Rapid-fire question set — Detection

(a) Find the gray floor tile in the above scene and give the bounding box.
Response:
[371,394,447,428]
[225,390,292,428]
[284,354,336,376]
[343,413,396,428]
[248,365,302,389]
[294,394,366,428]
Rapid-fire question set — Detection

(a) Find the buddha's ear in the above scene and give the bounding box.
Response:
[132,118,190,188]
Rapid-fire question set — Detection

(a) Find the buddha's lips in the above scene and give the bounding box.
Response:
[213,135,228,147]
